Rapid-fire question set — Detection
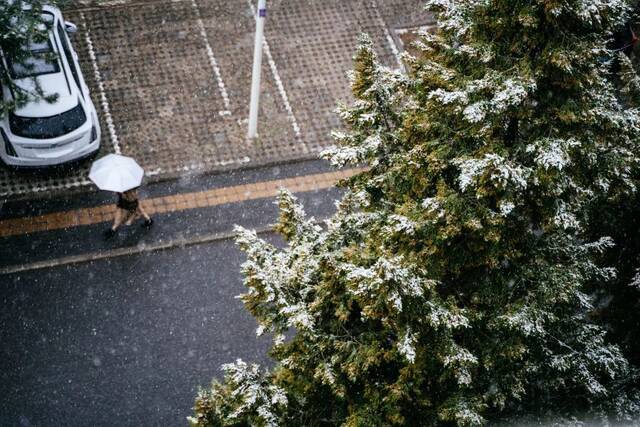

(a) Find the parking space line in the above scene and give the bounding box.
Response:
[144,155,251,177]
[371,0,404,72]
[263,39,305,147]
[81,13,122,155]
[191,0,232,116]
[247,0,306,152]
[68,0,189,13]
[96,0,129,6]
[0,167,364,238]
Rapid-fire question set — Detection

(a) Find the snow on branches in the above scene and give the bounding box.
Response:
[193,1,640,424]
[526,138,581,171]
[189,360,287,427]
[321,34,405,168]
[454,154,530,192]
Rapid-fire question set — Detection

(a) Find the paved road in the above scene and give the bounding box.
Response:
[2,237,273,426]
[0,160,345,426]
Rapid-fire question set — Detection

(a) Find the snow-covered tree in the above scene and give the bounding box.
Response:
[587,0,640,378]
[192,0,640,425]
[0,0,61,116]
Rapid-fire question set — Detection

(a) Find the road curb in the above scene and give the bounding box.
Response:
[0,224,277,275]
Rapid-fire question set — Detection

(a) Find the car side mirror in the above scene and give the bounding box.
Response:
[65,21,78,34]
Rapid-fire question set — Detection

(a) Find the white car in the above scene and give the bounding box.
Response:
[0,5,101,167]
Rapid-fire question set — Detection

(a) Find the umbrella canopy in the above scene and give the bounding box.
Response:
[89,154,144,192]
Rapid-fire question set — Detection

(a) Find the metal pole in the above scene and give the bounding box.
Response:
[248,0,266,139]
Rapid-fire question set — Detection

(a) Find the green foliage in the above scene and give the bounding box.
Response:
[0,0,62,117]
[190,360,287,427]
[193,0,640,425]
[589,0,640,377]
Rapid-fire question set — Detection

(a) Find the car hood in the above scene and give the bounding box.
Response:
[12,73,77,117]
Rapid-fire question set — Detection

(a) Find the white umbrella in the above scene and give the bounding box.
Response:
[89,154,144,192]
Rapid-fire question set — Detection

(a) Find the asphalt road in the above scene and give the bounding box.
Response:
[1,236,279,427]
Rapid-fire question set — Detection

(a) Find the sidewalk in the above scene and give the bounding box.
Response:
[0,160,361,272]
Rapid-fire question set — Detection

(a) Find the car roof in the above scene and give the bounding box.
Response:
[3,6,81,118]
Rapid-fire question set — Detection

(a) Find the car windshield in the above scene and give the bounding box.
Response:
[9,101,86,139]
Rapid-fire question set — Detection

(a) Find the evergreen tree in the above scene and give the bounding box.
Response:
[192,0,640,425]
[584,0,640,378]
[0,0,61,116]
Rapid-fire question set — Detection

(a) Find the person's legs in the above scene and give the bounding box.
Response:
[138,205,151,221]
[105,208,126,238]
[138,205,153,227]
[124,210,140,226]
[112,208,126,230]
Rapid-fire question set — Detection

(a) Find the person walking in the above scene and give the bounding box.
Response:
[104,188,153,238]
[88,153,152,239]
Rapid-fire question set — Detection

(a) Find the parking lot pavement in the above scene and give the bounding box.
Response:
[0,0,431,199]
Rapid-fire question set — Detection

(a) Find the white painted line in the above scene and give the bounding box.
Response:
[370,0,404,73]
[394,26,434,35]
[262,40,305,147]
[0,177,93,198]
[247,0,307,152]
[145,156,250,176]
[394,25,436,50]
[81,13,121,155]
[98,0,128,6]
[214,156,251,167]
[145,168,163,177]
[191,0,232,116]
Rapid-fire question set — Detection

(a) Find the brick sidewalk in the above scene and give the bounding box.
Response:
[0,0,430,198]
[0,167,363,237]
